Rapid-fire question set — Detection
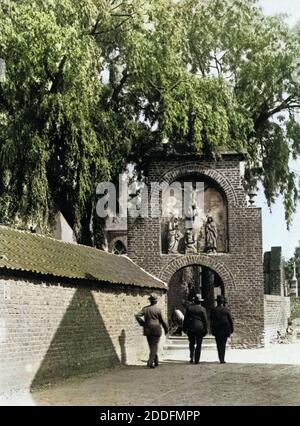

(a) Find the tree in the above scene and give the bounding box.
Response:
[0,0,147,244]
[1,0,300,245]
[97,0,300,223]
[286,241,300,283]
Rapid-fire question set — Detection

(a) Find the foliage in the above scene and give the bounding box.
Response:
[291,298,300,320]
[1,0,300,244]
[286,242,300,283]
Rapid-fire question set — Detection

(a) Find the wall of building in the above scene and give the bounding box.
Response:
[127,156,265,347]
[264,247,285,296]
[264,295,291,344]
[0,274,166,395]
[53,212,76,244]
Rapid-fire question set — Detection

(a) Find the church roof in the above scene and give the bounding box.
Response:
[0,226,166,290]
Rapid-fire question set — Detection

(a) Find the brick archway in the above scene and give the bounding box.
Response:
[158,163,238,206]
[159,254,236,291]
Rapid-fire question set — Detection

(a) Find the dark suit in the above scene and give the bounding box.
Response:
[211,305,234,363]
[135,303,168,367]
[183,303,208,363]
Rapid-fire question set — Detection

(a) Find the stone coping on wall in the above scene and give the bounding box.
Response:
[143,148,246,161]
[264,295,290,302]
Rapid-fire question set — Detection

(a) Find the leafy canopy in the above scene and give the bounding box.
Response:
[1,0,300,244]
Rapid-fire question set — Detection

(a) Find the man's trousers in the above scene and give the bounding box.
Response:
[188,333,203,363]
[146,335,160,366]
[215,335,228,363]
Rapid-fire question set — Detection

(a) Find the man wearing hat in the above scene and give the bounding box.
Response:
[135,294,168,368]
[211,295,234,364]
[183,294,208,364]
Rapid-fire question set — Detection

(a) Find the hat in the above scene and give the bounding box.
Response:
[148,293,158,302]
[194,294,204,303]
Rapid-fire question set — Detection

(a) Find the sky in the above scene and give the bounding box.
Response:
[260,0,300,26]
[257,0,300,259]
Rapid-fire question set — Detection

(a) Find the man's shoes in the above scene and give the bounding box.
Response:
[194,361,200,364]
[189,359,193,364]
[149,364,155,369]
[220,361,226,364]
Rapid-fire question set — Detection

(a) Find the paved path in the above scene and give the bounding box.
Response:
[165,341,300,365]
[2,343,300,406]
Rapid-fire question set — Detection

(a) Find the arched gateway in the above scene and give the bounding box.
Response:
[127,150,265,347]
[160,255,235,330]
[159,254,235,291]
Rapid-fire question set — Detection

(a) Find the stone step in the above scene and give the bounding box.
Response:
[169,334,215,338]
[164,344,216,351]
[164,335,217,351]
[165,342,216,348]
[167,335,216,343]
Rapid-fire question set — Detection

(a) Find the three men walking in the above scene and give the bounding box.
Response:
[136,292,234,367]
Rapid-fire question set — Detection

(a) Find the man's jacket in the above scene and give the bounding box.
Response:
[211,305,234,337]
[135,304,168,337]
[183,304,208,336]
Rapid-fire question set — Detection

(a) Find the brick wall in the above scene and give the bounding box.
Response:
[291,297,300,319]
[264,295,291,344]
[264,247,284,296]
[0,274,166,395]
[128,155,265,347]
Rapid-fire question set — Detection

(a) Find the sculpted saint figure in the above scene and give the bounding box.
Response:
[205,216,218,253]
[168,217,181,254]
[185,203,198,230]
[185,229,197,254]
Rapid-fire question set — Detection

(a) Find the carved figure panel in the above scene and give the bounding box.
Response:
[161,178,228,254]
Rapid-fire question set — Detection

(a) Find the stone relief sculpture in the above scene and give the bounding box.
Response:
[185,203,198,230]
[167,217,182,254]
[205,216,218,253]
[185,229,197,254]
[197,226,205,253]
[161,179,227,254]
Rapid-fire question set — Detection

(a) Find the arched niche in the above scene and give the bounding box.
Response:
[160,174,228,254]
